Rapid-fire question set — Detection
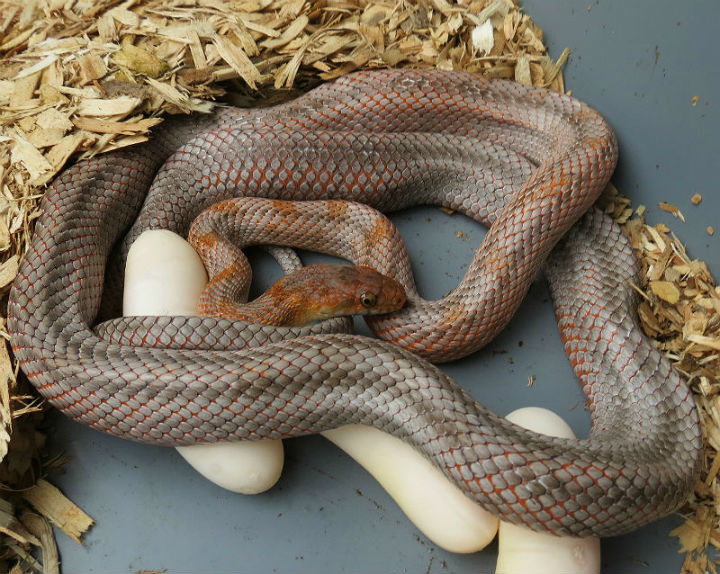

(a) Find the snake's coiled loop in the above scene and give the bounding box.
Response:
[8,69,701,537]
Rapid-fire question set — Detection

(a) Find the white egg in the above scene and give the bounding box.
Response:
[496,407,601,574]
[322,425,499,553]
[124,229,208,316]
[176,439,284,495]
[124,229,284,494]
[505,407,576,440]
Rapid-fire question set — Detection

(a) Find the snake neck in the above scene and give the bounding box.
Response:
[206,291,305,326]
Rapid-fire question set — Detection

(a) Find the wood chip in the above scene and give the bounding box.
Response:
[76,96,142,117]
[9,71,41,108]
[22,480,94,544]
[0,498,39,547]
[649,280,681,304]
[211,33,263,89]
[514,54,531,85]
[10,136,51,184]
[21,512,60,574]
[0,255,18,291]
[71,116,163,135]
[261,15,309,50]
[671,515,710,554]
[45,132,92,175]
[144,78,214,114]
[36,108,73,131]
[659,201,685,222]
[688,335,720,352]
[77,53,109,85]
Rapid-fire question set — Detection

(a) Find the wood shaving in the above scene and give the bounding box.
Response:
[650,280,681,304]
[0,1,717,572]
[22,480,93,544]
[659,201,686,222]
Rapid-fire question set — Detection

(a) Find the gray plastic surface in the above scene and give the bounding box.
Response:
[47,1,718,572]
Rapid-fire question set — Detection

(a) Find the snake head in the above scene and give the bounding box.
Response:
[269,264,406,326]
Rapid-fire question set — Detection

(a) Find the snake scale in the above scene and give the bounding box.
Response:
[8,69,701,537]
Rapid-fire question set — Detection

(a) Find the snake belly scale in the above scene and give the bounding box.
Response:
[8,69,701,537]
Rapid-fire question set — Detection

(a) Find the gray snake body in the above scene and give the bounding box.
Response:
[8,69,701,536]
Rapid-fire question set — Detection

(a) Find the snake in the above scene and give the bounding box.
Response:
[7,69,702,537]
[187,198,407,325]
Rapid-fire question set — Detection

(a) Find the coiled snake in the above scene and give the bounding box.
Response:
[8,69,701,537]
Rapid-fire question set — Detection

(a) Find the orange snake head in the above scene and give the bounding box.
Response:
[265,264,406,327]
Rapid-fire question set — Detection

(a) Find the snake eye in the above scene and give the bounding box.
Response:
[360,292,377,308]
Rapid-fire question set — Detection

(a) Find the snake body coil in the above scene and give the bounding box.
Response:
[8,69,701,537]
